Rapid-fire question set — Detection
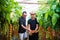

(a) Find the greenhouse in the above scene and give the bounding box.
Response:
[0,0,60,40]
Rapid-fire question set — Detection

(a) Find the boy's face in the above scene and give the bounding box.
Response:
[31,14,35,18]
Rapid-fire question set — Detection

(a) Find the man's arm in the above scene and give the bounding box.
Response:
[21,24,27,30]
[35,18,39,32]
[27,24,31,31]
[20,18,27,30]
[27,19,31,31]
[35,24,38,31]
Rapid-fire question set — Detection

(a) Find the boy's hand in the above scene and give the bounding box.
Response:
[31,30,35,33]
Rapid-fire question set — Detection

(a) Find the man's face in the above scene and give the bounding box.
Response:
[31,14,35,18]
[23,13,27,18]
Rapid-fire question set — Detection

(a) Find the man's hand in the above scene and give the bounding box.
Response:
[21,25,28,30]
[32,30,38,33]
[27,28,31,32]
[29,30,38,36]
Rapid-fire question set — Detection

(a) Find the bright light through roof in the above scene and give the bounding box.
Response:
[14,0,38,3]
[14,0,23,2]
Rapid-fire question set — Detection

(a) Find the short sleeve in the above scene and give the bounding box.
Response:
[20,19,23,25]
[36,18,39,24]
[19,18,23,25]
[28,19,30,24]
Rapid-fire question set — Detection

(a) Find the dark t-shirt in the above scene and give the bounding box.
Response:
[18,17,26,33]
[28,18,38,30]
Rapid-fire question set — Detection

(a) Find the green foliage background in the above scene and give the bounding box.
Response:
[36,0,60,30]
[0,0,22,35]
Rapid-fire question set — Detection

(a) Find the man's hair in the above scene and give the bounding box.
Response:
[22,11,27,14]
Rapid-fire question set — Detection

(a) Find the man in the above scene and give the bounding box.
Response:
[27,11,39,40]
[18,11,27,40]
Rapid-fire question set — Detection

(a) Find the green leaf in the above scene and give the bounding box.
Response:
[52,13,59,26]
[45,12,49,20]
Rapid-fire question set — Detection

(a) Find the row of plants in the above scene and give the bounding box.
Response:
[0,0,22,40]
[36,0,60,40]
[37,0,60,31]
